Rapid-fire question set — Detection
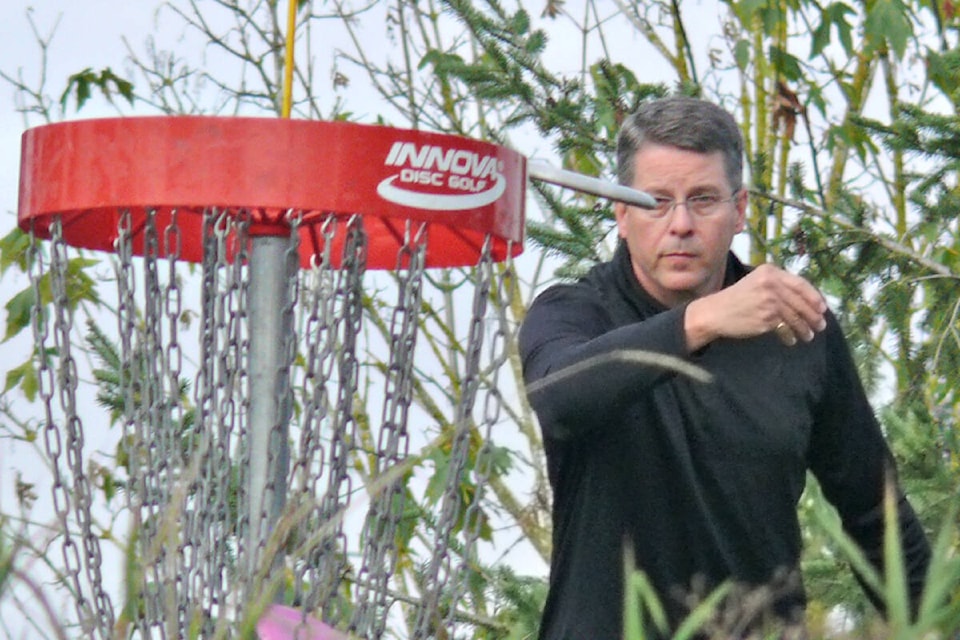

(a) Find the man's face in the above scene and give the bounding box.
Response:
[615,143,747,308]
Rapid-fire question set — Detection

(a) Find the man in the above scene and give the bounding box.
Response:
[518,96,931,639]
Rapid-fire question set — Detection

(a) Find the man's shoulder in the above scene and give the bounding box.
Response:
[529,284,604,321]
[522,262,618,335]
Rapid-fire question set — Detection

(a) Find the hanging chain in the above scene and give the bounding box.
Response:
[443,242,515,634]
[314,215,368,623]
[115,209,146,637]
[214,209,250,629]
[351,221,428,639]
[31,220,87,634]
[55,218,117,638]
[32,217,116,638]
[30,203,514,639]
[200,208,250,629]
[412,236,495,639]
[114,208,165,639]
[163,209,203,634]
[292,215,338,613]
[188,208,223,635]
[140,209,184,638]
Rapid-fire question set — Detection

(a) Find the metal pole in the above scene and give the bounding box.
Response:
[527,159,658,208]
[246,234,292,583]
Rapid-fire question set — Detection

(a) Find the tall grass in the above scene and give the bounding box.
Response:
[623,486,959,640]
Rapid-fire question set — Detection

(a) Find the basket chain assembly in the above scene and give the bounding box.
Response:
[26,207,516,639]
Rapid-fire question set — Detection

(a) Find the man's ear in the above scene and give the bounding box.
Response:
[734,189,748,233]
[614,201,628,238]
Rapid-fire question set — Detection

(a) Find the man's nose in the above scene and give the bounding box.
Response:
[667,202,695,233]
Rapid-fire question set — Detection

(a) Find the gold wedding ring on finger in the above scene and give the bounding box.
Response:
[774,321,797,346]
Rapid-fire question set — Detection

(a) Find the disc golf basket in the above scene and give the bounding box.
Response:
[18,116,526,639]
[18,115,657,639]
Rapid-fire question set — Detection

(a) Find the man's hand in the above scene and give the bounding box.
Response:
[684,264,828,352]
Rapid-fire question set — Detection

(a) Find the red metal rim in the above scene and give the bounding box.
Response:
[18,117,526,268]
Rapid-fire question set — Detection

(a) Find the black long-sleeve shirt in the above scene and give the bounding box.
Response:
[518,245,930,640]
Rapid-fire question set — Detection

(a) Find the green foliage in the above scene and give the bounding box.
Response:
[734,38,752,71]
[811,2,856,57]
[927,47,960,102]
[768,46,804,81]
[439,1,959,636]
[434,1,676,275]
[809,483,960,638]
[59,66,134,112]
[1,257,99,343]
[835,103,960,412]
[882,406,960,530]
[0,226,103,409]
[0,523,12,599]
[486,566,547,640]
[863,0,914,57]
[85,317,192,429]
[3,288,38,343]
[725,0,786,35]
[797,398,960,633]
[622,555,741,640]
[0,228,32,273]
[3,358,39,401]
[622,484,960,638]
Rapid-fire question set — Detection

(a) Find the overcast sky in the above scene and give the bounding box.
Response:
[2,3,166,216]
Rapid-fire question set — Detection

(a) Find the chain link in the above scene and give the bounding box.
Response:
[59,217,117,638]
[115,208,152,638]
[444,243,515,634]
[202,207,250,631]
[142,209,181,637]
[411,235,495,638]
[310,215,367,623]
[162,209,203,633]
[351,220,427,639]
[186,208,223,637]
[215,208,249,629]
[292,215,338,613]
[31,219,87,632]
[33,217,116,638]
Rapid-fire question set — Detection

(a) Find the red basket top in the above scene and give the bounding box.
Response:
[18,117,526,269]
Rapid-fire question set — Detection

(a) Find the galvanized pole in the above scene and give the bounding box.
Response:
[246,234,292,586]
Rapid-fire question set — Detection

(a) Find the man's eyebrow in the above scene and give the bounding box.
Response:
[687,185,726,196]
[645,186,725,196]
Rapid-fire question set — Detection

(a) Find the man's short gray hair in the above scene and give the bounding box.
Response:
[616,96,744,192]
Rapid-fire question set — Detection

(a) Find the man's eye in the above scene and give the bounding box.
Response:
[653,197,674,208]
[689,195,720,206]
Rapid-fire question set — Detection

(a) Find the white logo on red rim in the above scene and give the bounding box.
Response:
[376,141,506,211]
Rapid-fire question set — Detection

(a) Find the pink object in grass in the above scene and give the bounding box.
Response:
[256,604,349,640]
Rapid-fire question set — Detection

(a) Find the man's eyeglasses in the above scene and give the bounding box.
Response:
[644,192,740,219]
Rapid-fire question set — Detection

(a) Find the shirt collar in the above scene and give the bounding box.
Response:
[612,240,748,312]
